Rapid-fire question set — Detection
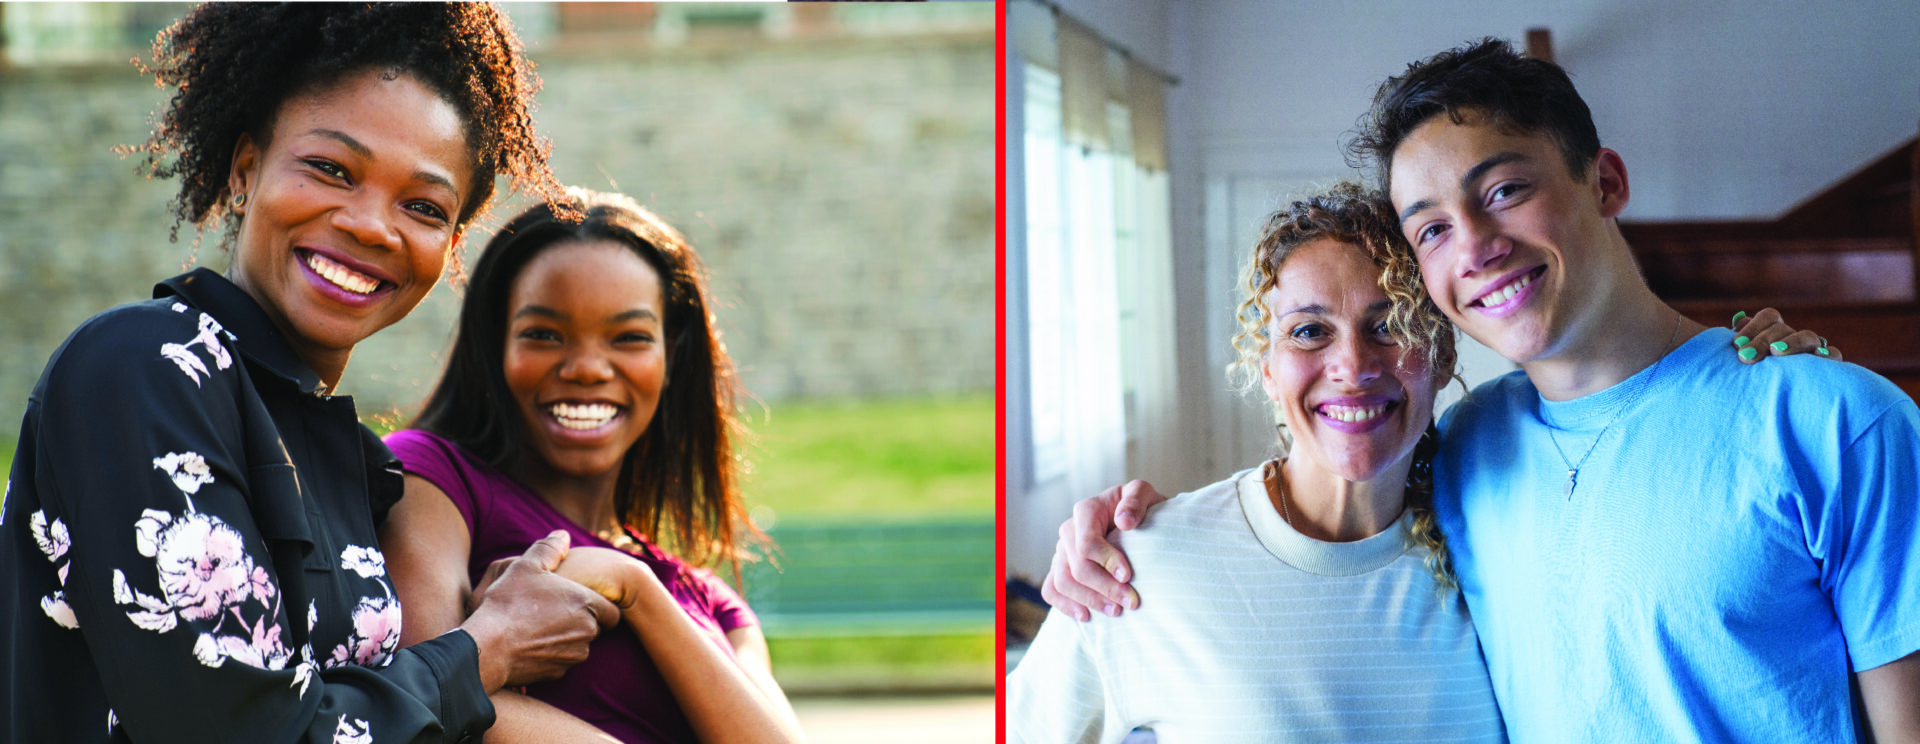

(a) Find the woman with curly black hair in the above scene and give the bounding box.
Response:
[0,5,621,742]
[383,189,805,743]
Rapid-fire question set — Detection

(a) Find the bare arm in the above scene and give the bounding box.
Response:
[1858,650,1920,743]
[556,548,808,744]
[726,626,802,732]
[379,475,620,742]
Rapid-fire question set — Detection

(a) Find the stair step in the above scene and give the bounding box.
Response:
[1641,247,1916,305]
[1630,236,1909,256]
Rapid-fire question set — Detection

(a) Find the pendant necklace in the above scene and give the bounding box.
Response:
[1546,312,1684,501]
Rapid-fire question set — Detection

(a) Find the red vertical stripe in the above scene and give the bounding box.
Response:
[993,0,1010,741]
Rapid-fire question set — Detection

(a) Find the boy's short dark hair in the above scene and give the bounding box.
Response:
[1348,38,1602,190]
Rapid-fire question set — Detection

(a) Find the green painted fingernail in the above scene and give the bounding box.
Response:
[1739,347,1758,361]
[1734,336,1749,347]
[1770,341,1789,352]
[1818,347,1831,356]
[1731,311,1747,328]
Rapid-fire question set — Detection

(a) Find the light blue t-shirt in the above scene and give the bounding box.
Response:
[1435,327,1920,741]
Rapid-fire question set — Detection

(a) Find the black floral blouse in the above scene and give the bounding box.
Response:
[0,269,494,743]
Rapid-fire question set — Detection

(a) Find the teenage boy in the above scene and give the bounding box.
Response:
[1040,39,1920,740]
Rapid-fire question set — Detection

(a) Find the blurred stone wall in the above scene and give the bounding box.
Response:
[0,15,992,431]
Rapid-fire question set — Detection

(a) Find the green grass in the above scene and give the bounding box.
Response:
[740,394,994,521]
[740,396,995,691]
[769,632,995,693]
[770,632,994,669]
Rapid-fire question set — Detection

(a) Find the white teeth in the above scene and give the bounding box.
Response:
[548,403,618,430]
[305,252,381,294]
[1322,404,1388,423]
[1481,273,1533,307]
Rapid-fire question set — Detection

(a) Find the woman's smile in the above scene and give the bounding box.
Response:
[1314,396,1400,433]
[295,248,397,305]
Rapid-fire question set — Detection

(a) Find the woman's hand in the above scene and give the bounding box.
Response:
[1039,481,1169,621]
[552,546,664,612]
[461,531,622,692]
[1731,307,1842,363]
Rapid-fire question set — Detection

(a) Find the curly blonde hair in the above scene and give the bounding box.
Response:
[1226,181,1461,591]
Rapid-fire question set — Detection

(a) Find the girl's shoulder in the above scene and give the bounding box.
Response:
[385,430,508,488]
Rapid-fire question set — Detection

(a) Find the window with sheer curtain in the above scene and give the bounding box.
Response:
[1007,4,1175,581]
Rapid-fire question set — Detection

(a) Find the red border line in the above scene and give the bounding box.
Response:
[993,0,1010,741]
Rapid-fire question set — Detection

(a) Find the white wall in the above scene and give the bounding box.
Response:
[1171,0,1920,219]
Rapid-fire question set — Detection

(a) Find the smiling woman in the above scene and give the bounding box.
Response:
[0,5,626,743]
[1007,183,1504,742]
[226,69,475,384]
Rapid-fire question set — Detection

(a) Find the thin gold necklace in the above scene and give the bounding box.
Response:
[1545,312,1684,501]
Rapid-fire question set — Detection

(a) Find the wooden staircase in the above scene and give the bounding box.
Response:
[1623,137,1920,402]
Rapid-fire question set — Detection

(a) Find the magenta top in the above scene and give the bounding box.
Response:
[385,429,757,744]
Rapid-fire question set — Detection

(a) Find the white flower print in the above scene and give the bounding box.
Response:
[30,509,70,562]
[192,615,291,670]
[112,496,291,672]
[159,312,233,388]
[326,546,402,670]
[290,602,318,699]
[340,545,387,579]
[152,452,215,498]
[334,715,372,744]
[41,592,78,629]
[114,568,178,632]
[30,510,78,629]
[135,509,260,621]
[328,597,402,669]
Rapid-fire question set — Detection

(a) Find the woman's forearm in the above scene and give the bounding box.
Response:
[485,690,623,743]
[622,575,807,744]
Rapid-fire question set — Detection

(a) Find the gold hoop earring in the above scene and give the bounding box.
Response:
[232,193,247,210]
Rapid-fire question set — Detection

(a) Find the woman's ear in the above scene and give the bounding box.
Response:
[228,133,261,214]
[1259,351,1280,402]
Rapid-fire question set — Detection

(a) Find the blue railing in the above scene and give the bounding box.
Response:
[741,518,994,637]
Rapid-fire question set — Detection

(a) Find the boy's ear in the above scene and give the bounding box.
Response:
[1593,147,1630,219]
